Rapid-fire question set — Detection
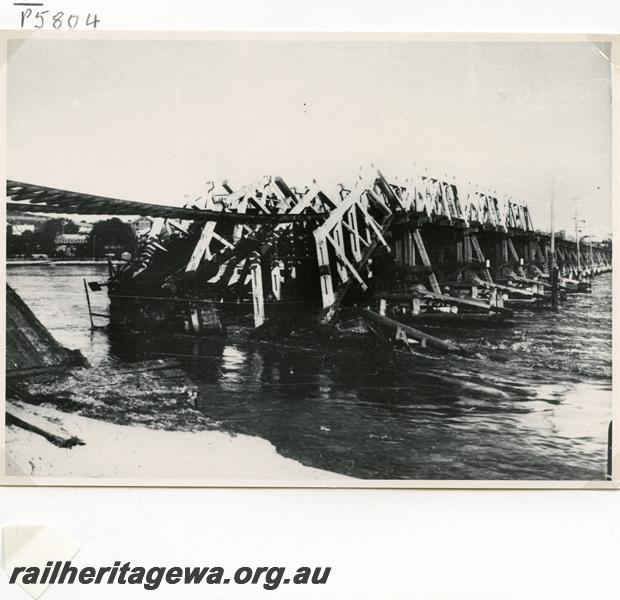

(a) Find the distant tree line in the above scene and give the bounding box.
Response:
[7,217,137,258]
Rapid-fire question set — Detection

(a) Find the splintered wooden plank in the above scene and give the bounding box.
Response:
[412,229,431,265]
[362,310,467,354]
[186,221,217,272]
[6,401,85,448]
[325,230,368,289]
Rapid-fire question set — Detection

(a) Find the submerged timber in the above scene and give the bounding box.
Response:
[6,170,612,355]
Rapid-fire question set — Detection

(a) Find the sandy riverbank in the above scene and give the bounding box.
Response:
[5,402,347,482]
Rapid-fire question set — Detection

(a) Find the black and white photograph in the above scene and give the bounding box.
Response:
[3,35,615,485]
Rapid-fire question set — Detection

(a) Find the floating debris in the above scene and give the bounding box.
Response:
[16,361,215,432]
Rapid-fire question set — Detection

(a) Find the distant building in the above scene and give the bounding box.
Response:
[77,221,94,235]
[10,224,35,235]
[54,233,89,257]
[7,214,52,231]
[131,216,153,237]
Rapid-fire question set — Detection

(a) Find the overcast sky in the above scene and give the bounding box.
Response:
[7,39,612,237]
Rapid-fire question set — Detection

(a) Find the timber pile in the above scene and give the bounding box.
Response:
[6,400,84,448]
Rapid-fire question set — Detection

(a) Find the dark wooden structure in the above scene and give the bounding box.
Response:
[6,284,86,378]
[5,171,612,354]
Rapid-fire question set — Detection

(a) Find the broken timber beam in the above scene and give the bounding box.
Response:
[510,274,551,289]
[362,309,470,355]
[6,401,85,448]
[381,289,513,316]
[317,214,395,324]
[469,234,493,283]
[471,275,545,299]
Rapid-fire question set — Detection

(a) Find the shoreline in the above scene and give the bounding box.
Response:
[7,260,122,266]
[5,402,348,481]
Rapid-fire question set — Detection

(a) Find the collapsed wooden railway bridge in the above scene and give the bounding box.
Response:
[6,169,612,355]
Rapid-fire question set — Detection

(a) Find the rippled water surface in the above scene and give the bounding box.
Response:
[7,265,613,480]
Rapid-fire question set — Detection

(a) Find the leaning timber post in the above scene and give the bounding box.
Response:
[314,234,336,309]
[507,236,526,277]
[412,228,441,294]
[250,252,265,328]
[347,209,363,262]
[83,278,95,330]
[332,222,349,283]
[469,233,492,283]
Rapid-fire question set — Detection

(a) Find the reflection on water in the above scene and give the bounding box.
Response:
[7,265,612,480]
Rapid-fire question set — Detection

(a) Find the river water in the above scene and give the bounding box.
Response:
[7,265,613,480]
